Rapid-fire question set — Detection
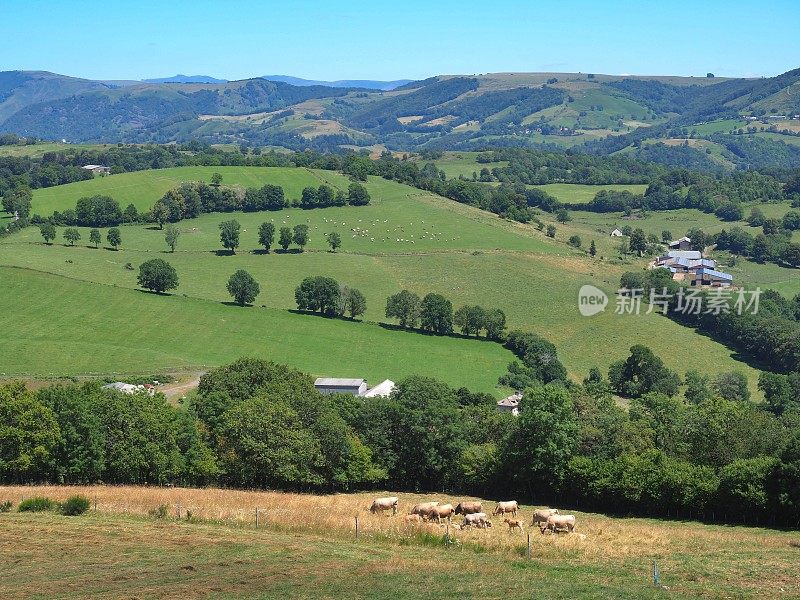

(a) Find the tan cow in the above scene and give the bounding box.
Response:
[540,514,576,534]
[460,512,492,529]
[428,503,454,523]
[410,501,439,519]
[503,518,524,532]
[369,496,398,515]
[531,508,559,526]
[492,500,519,517]
[403,513,423,524]
[454,501,482,515]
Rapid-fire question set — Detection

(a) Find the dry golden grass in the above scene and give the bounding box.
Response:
[2,485,798,598]
[1,485,795,563]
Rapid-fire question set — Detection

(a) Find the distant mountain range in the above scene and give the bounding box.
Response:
[142,74,228,84]
[1,68,799,170]
[261,75,412,91]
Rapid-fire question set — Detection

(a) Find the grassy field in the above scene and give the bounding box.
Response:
[426,151,509,178]
[1,485,797,600]
[2,170,775,395]
[0,142,110,158]
[0,267,512,393]
[31,166,354,215]
[532,183,648,204]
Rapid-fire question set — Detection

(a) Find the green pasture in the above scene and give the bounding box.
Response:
[0,266,513,393]
[31,166,354,215]
[2,171,780,394]
[532,183,648,204]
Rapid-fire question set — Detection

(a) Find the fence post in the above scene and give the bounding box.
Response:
[527,532,532,560]
[355,516,359,539]
[94,496,97,512]
[176,502,181,519]
[255,508,260,528]
[446,521,450,547]
[653,561,661,587]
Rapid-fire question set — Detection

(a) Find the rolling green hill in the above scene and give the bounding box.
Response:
[3,68,799,167]
[2,168,767,395]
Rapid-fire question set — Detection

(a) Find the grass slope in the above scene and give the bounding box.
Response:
[0,267,513,392]
[31,166,354,215]
[1,485,797,600]
[4,171,771,393]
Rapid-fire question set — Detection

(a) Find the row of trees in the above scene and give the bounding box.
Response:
[383,290,507,339]
[4,357,796,524]
[40,223,122,249]
[294,276,366,319]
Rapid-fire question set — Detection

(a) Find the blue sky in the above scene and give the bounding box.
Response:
[2,0,798,81]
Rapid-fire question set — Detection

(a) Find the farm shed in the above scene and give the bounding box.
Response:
[314,378,368,396]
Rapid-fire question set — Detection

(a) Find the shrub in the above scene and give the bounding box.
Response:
[0,500,12,512]
[149,504,169,519]
[18,497,55,512]
[60,495,91,516]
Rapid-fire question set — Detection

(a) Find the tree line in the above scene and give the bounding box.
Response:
[2,355,797,527]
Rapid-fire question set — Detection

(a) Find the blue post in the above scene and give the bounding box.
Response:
[653,560,661,587]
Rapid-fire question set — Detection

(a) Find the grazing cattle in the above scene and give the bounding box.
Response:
[403,514,423,524]
[454,501,483,516]
[503,518,524,532]
[410,501,439,519]
[460,512,492,529]
[492,500,519,517]
[428,503,454,523]
[369,496,398,515]
[540,514,576,534]
[531,508,559,526]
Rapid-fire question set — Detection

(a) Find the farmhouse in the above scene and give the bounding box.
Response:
[610,228,623,237]
[496,391,522,416]
[82,164,111,176]
[668,236,692,251]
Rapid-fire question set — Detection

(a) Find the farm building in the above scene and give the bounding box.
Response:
[496,391,522,416]
[313,377,396,397]
[362,379,396,398]
[82,164,111,176]
[657,250,702,265]
[668,236,692,251]
[314,378,368,396]
[610,228,623,237]
[692,267,733,287]
[102,382,155,396]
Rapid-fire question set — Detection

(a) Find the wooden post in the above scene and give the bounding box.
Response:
[355,516,359,539]
[527,532,532,560]
[94,496,97,512]
[176,502,181,519]
[446,521,450,547]
[255,508,260,528]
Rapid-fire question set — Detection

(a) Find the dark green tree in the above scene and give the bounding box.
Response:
[278,226,293,251]
[385,290,421,328]
[89,228,101,248]
[137,258,179,293]
[64,227,81,246]
[39,222,56,244]
[293,224,309,251]
[258,222,275,252]
[106,227,121,250]
[219,220,241,253]
[326,231,341,252]
[227,270,260,306]
[420,293,453,335]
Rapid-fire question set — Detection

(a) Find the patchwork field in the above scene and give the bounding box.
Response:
[1,168,772,395]
[0,485,797,600]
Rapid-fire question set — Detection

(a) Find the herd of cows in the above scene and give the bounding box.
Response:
[369,497,578,534]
